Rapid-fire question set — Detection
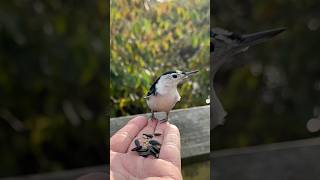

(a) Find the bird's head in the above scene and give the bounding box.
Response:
[157,70,198,88]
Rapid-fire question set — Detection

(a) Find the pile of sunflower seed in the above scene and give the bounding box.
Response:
[131,133,161,158]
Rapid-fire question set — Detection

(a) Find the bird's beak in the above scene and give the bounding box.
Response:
[241,27,286,45]
[182,70,199,78]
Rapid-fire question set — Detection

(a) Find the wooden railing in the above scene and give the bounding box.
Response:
[212,137,320,180]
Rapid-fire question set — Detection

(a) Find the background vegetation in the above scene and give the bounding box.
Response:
[212,0,320,150]
[111,0,210,117]
[0,0,107,177]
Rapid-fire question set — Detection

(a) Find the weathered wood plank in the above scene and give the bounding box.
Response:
[212,137,320,180]
[110,105,210,159]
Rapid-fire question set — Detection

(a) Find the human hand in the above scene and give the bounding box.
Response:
[110,116,182,180]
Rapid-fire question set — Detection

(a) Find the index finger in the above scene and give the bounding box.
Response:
[159,124,181,170]
[110,116,148,153]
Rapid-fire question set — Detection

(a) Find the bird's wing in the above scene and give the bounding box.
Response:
[145,77,160,99]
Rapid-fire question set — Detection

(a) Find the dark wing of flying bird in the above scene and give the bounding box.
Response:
[211,27,285,129]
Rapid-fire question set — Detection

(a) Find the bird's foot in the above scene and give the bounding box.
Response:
[160,118,168,123]
[150,117,158,121]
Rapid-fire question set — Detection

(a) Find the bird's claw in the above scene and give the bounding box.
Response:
[150,117,158,121]
[160,118,168,123]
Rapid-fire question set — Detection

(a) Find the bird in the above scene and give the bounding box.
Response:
[211,27,286,129]
[145,70,198,123]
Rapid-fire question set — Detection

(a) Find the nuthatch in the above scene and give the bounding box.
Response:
[210,27,286,129]
[145,70,198,123]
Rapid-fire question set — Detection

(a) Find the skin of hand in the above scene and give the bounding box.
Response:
[110,116,182,180]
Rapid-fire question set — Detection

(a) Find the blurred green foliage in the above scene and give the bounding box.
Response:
[0,0,107,177]
[212,0,320,149]
[111,0,210,117]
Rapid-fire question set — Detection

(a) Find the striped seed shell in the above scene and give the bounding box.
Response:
[149,149,159,158]
[137,147,148,152]
[149,140,161,146]
[134,139,140,147]
[143,133,153,138]
[151,146,160,153]
[138,150,150,157]
[131,146,142,151]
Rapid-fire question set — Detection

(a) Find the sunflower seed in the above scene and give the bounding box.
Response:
[131,146,142,151]
[151,146,160,153]
[149,149,158,158]
[138,150,150,157]
[137,148,148,152]
[154,133,162,136]
[134,139,140,147]
[143,133,153,138]
[149,140,161,146]
[150,147,158,154]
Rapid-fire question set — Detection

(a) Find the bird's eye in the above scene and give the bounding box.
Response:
[172,74,177,78]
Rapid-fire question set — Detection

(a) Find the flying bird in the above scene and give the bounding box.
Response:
[211,27,286,129]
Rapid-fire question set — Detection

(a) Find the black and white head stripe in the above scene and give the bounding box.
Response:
[161,70,180,76]
[146,70,181,97]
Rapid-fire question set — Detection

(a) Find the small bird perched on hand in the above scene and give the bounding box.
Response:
[145,70,198,123]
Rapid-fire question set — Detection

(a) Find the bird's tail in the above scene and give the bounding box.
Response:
[211,88,227,129]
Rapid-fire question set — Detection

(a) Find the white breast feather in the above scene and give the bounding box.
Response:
[147,84,180,112]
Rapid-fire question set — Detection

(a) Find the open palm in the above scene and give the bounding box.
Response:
[110,116,182,180]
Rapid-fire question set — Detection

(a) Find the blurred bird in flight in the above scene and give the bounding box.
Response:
[211,27,286,129]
